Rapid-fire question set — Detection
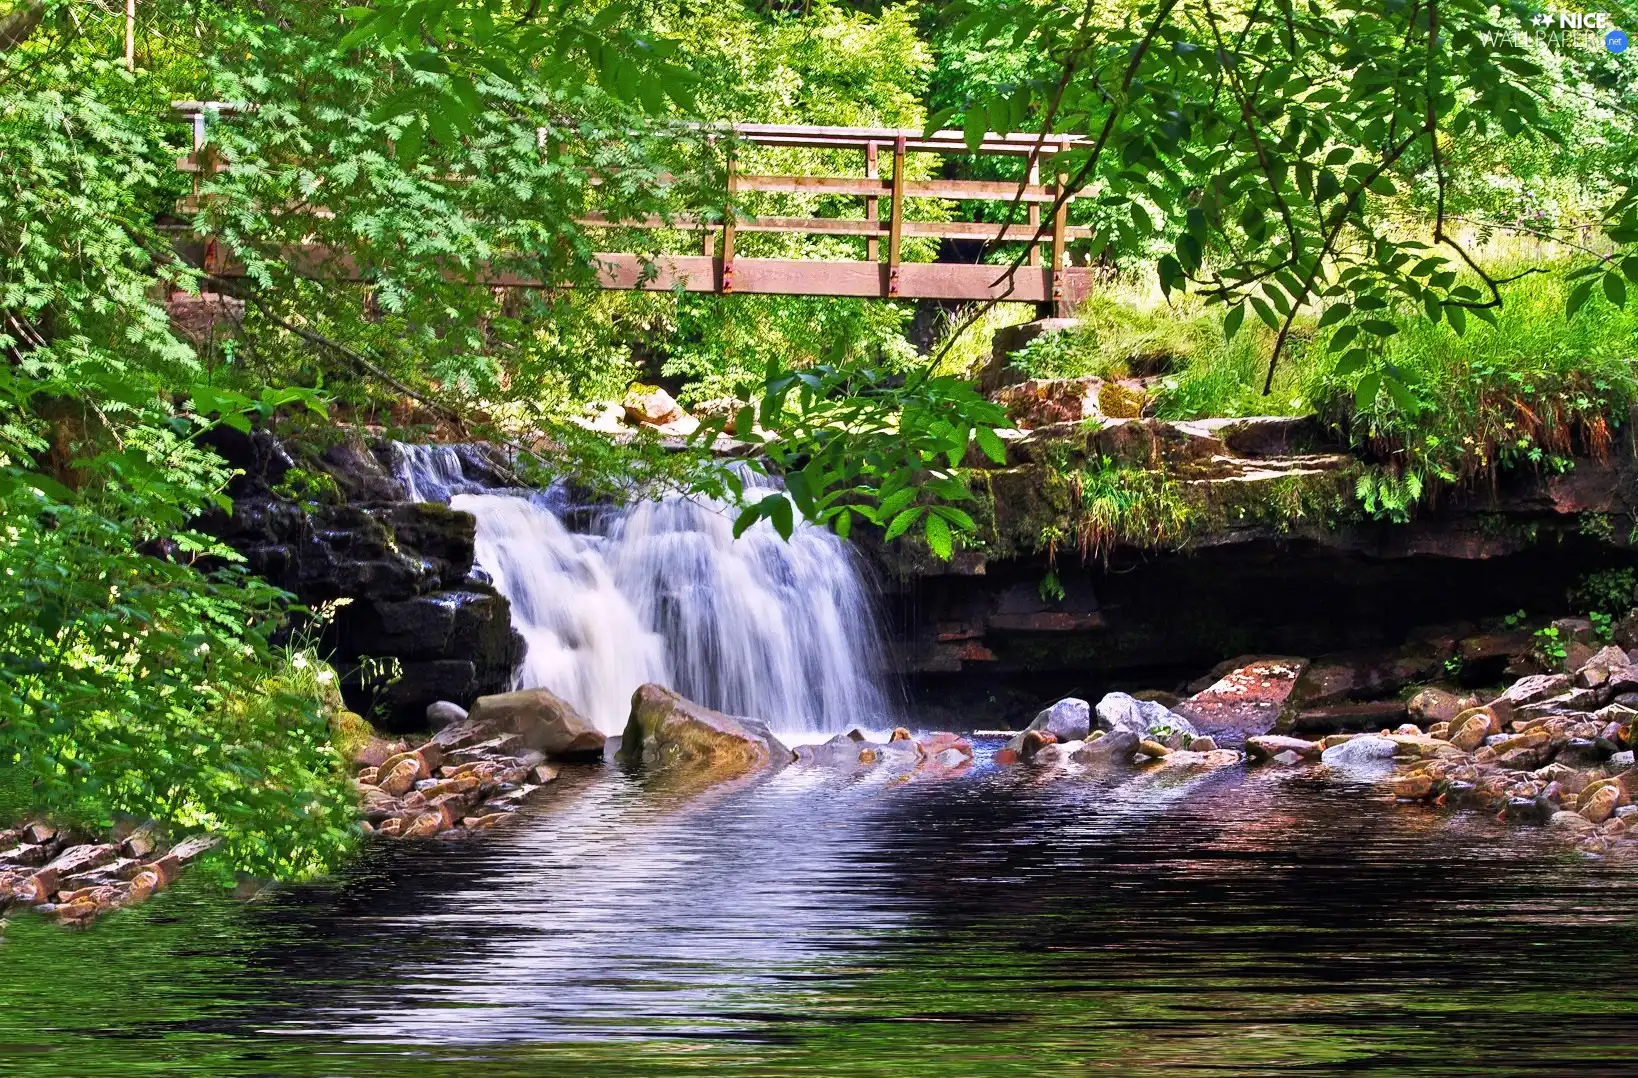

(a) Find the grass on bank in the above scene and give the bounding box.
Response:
[1009,250,1638,495]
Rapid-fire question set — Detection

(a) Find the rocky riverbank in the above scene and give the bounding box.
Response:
[0,825,220,929]
[983,636,1638,858]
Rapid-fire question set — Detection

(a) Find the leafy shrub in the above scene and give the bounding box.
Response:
[1570,568,1637,619]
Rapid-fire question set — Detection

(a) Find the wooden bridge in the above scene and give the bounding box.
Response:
[174,105,1093,314]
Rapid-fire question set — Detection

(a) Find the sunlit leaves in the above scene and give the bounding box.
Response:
[340,0,700,162]
[693,358,1008,560]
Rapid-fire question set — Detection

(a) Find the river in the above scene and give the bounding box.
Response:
[3,739,1635,1077]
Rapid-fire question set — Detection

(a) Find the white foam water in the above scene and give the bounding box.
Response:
[391,445,894,736]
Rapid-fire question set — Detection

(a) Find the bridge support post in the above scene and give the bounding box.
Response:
[1050,169,1069,317]
[720,150,737,293]
[865,140,880,262]
[1028,159,1041,267]
[887,135,905,298]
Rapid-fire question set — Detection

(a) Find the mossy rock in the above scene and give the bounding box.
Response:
[619,684,790,779]
[1097,382,1148,420]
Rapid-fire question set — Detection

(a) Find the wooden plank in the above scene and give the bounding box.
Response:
[575,212,1093,242]
[195,241,1091,303]
[735,174,1063,202]
[589,255,1078,302]
[722,123,1083,156]
[721,152,737,292]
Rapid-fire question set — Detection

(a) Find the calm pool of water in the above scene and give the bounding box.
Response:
[3,741,1636,1077]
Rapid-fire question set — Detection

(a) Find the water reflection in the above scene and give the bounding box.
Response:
[3,743,1638,1076]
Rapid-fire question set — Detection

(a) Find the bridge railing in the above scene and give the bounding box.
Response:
[171,105,1092,313]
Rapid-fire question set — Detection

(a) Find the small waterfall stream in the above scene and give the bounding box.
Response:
[392,445,894,736]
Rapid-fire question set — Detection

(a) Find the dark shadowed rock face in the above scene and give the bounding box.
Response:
[195,428,523,731]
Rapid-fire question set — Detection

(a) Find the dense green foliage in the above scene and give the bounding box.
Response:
[0,35,355,874]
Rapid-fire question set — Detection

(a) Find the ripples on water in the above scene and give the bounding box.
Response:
[4,742,1638,1077]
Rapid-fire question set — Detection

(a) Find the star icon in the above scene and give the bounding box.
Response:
[1531,11,1554,25]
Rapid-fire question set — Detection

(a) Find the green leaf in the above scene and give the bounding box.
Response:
[922,106,958,138]
[1567,278,1597,318]
[1223,303,1245,341]
[929,505,977,532]
[395,119,424,167]
[1176,232,1203,272]
[767,494,794,539]
[884,506,924,541]
[923,513,953,560]
[1421,292,1441,323]
[1385,376,1419,413]
[1446,304,1467,336]
[974,426,1007,464]
[963,105,988,153]
[1360,319,1398,337]
[876,487,917,521]
[450,77,482,120]
[1604,272,1627,308]
[1334,348,1368,377]
[1157,254,1182,297]
[732,502,764,539]
[1317,302,1352,328]
[1250,296,1278,330]
[1354,371,1382,412]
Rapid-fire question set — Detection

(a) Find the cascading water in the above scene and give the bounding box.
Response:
[390,444,894,736]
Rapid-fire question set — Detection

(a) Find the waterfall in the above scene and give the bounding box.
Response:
[390,444,894,736]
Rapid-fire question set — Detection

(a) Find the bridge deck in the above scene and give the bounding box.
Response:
[174,109,1092,312]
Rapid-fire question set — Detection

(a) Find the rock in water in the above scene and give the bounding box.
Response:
[618,684,791,777]
[437,687,606,762]
[1095,693,1197,739]
[1027,698,1092,743]
[622,384,683,426]
[1001,698,1092,758]
[426,700,468,729]
[1320,734,1397,768]
[1246,735,1322,764]
[1070,728,1140,767]
[1176,657,1307,737]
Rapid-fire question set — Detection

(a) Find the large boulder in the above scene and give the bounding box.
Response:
[622,384,683,426]
[1027,697,1092,742]
[1095,693,1197,739]
[1002,698,1092,758]
[434,687,606,761]
[618,684,791,776]
[1176,657,1307,738]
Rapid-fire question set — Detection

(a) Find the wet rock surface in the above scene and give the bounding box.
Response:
[618,684,792,778]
